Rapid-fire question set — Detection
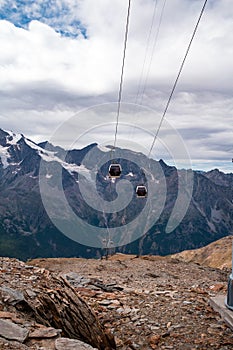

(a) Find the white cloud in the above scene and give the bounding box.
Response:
[0,0,232,172]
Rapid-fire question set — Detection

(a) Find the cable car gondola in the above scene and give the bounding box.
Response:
[109,163,122,178]
[136,185,147,198]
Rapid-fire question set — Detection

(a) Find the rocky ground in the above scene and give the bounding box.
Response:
[1,254,233,349]
[172,236,233,269]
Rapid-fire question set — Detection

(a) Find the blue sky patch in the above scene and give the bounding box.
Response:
[0,0,87,38]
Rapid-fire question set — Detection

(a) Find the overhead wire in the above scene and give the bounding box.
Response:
[111,0,131,158]
[134,0,158,105]
[107,1,132,220]
[148,0,208,158]
[129,0,166,142]
[138,0,167,106]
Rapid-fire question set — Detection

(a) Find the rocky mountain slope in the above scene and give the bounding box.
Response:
[0,255,233,349]
[172,235,233,269]
[0,127,233,260]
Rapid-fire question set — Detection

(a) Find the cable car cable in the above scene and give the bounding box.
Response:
[134,0,158,105]
[109,0,131,179]
[130,0,166,142]
[136,0,208,197]
[148,0,208,159]
[112,0,132,156]
[138,0,167,107]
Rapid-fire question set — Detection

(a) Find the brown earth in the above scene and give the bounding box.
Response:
[171,236,233,269]
[1,251,233,349]
[29,253,233,349]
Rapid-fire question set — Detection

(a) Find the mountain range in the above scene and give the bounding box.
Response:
[0,127,233,260]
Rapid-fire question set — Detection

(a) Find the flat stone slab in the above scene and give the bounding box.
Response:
[209,294,233,331]
[0,337,29,349]
[29,327,62,338]
[55,337,98,350]
[0,286,25,306]
[0,319,29,342]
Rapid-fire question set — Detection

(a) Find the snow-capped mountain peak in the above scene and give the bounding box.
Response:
[0,128,92,180]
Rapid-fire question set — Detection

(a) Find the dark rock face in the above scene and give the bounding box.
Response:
[0,128,233,260]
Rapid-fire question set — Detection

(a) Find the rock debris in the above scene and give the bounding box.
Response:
[1,254,233,349]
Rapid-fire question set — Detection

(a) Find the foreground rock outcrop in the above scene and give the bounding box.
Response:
[0,257,115,349]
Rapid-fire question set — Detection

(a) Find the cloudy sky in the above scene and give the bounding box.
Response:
[0,0,232,172]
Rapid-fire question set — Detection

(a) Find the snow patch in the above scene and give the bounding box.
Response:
[6,130,22,145]
[63,163,93,181]
[24,138,54,155]
[25,138,92,181]
[97,145,110,153]
[40,152,93,182]
[39,151,58,163]
[0,145,10,168]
